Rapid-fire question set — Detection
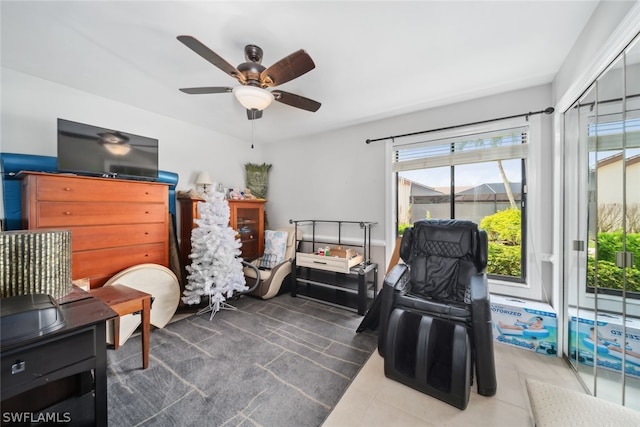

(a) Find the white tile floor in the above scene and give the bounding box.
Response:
[324,343,585,427]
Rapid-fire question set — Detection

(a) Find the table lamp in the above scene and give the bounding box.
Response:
[196,171,213,195]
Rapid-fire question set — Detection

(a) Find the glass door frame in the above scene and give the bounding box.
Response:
[558,30,640,408]
[552,19,640,357]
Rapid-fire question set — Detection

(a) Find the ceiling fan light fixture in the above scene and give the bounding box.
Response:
[102,142,131,156]
[98,132,129,144]
[233,85,274,111]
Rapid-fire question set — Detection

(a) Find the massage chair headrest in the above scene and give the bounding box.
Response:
[399,219,487,272]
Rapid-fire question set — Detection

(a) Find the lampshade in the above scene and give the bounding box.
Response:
[1,229,72,299]
[232,86,274,111]
[196,172,212,186]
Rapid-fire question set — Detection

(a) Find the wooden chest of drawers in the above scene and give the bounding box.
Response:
[22,172,169,288]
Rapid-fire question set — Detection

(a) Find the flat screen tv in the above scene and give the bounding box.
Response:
[57,118,159,181]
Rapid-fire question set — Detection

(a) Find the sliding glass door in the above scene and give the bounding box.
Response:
[563,33,640,409]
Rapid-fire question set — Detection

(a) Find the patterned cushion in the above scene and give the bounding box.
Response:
[526,378,640,426]
[258,230,288,269]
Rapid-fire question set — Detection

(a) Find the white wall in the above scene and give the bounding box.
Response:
[0,67,263,219]
[261,124,387,239]
[553,0,639,109]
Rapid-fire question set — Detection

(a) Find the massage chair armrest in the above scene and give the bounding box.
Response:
[245,257,291,277]
[468,272,497,396]
[240,260,261,294]
[468,273,489,304]
[258,258,294,300]
[261,257,293,276]
[384,264,410,292]
[468,274,491,334]
[378,264,410,356]
[468,273,491,331]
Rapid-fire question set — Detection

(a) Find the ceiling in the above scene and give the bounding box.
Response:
[1,1,600,144]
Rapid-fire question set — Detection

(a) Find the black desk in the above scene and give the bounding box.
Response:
[1,288,117,426]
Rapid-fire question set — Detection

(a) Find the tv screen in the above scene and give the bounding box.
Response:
[57,118,159,181]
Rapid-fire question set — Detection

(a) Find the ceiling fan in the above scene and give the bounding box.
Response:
[177,35,321,120]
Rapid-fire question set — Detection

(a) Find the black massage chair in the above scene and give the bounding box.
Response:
[378,219,497,409]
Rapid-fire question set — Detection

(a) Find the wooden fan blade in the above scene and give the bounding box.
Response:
[246,109,263,120]
[177,35,246,84]
[59,130,99,141]
[179,87,233,94]
[272,90,321,112]
[260,50,315,87]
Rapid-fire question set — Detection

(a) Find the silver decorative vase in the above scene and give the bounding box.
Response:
[0,229,72,299]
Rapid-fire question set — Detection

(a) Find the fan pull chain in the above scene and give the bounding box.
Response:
[251,111,255,149]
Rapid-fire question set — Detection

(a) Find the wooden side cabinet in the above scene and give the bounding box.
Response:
[178,195,265,268]
[177,193,204,275]
[228,199,265,261]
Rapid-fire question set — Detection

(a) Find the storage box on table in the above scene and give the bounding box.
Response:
[490,294,557,356]
[568,307,640,378]
[328,246,356,258]
[296,252,363,274]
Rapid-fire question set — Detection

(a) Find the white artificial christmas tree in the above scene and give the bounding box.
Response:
[182,190,248,319]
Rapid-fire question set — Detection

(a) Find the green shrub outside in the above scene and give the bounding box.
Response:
[595,231,640,264]
[587,257,640,293]
[481,208,521,276]
[588,231,640,294]
[486,243,521,276]
[398,223,411,236]
[480,207,521,245]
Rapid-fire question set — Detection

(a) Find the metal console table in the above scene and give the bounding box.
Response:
[289,219,378,315]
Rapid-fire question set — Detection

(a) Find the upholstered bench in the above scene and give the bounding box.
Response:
[526,378,640,426]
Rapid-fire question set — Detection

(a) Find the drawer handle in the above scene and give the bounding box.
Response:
[64,211,72,215]
[145,254,149,257]
[64,187,72,191]
[11,360,26,374]
[313,261,328,265]
[144,231,149,235]
[145,211,150,214]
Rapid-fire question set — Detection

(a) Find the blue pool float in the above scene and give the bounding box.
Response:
[583,337,609,355]
[514,321,549,339]
[523,328,550,338]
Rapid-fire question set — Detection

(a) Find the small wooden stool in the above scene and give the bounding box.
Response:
[90,284,151,369]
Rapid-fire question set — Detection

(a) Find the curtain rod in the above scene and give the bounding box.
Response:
[365,107,555,144]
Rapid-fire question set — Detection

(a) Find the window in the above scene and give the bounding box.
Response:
[394,123,529,283]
